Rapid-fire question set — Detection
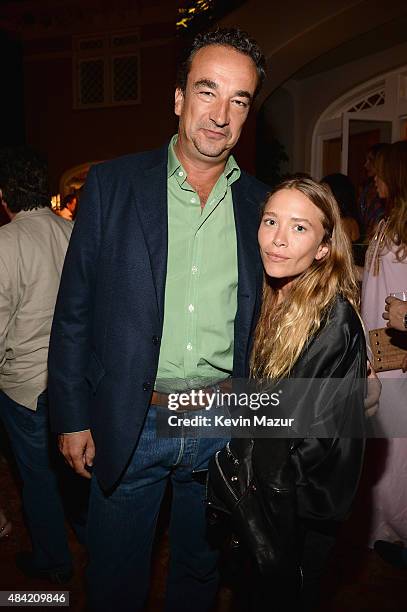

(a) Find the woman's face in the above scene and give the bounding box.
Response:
[364,154,375,177]
[258,189,329,285]
[374,174,388,199]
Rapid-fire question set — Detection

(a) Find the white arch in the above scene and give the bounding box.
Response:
[311,64,407,178]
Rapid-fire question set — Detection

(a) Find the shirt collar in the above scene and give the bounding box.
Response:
[12,207,53,222]
[167,134,241,186]
[167,135,182,179]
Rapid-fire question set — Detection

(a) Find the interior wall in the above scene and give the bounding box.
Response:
[292,39,407,174]
[258,38,407,182]
[258,86,294,177]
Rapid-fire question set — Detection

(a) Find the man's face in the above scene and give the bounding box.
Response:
[174,45,258,164]
[67,197,78,214]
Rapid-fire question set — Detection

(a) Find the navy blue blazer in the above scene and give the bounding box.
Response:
[48,144,269,490]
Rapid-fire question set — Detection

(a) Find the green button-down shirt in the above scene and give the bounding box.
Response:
[155,136,240,392]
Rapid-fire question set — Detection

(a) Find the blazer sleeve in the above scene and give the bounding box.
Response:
[48,165,102,433]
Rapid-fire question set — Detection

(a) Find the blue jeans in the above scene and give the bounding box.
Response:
[0,390,72,571]
[87,405,229,612]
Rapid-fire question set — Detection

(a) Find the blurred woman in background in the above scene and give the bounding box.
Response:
[358,143,387,240]
[361,140,407,548]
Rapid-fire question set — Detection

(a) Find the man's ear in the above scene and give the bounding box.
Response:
[174,88,184,117]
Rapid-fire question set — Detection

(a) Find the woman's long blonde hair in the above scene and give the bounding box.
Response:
[375,140,407,261]
[250,178,360,380]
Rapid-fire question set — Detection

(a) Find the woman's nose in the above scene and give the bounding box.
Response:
[272,229,287,247]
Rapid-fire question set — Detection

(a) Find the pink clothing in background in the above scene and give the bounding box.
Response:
[362,237,407,546]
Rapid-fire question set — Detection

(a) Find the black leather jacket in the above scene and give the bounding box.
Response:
[207,296,367,579]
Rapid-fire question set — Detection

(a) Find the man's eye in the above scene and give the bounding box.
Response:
[233,100,248,108]
[200,90,214,97]
[264,218,276,226]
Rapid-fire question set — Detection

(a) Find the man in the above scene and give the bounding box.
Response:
[48,28,268,611]
[56,193,78,221]
[0,147,73,582]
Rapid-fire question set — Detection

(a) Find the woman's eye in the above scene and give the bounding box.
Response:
[295,224,306,232]
[264,218,276,226]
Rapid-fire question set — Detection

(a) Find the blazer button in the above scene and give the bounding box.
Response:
[143,382,152,392]
[152,336,160,346]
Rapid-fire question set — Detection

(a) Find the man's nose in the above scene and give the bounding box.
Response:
[210,99,230,128]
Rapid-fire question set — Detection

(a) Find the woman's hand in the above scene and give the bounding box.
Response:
[383,296,407,332]
[365,363,381,417]
[355,265,364,282]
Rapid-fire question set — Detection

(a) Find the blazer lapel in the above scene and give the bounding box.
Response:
[232,176,264,376]
[130,148,168,323]
[232,176,262,304]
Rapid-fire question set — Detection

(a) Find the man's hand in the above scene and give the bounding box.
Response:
[364,362,381,417]
[58,430,95,479]
[383,296,407,332]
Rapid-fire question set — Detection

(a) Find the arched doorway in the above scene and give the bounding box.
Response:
[311,66,407,184]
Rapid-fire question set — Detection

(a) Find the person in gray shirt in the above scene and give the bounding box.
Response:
[0,147,73,583]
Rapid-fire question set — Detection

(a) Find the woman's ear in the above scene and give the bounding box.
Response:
[315,242,329,261]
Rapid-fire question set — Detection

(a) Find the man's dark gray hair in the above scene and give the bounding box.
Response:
[0,146,50,213]
[176,27,266,98]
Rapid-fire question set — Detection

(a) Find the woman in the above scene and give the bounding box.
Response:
[358,143,387,240]
[361,141,407,547]
[208,178,366,611]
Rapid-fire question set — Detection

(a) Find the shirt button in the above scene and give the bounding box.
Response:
[190,197,196,203]
[186,343,192,351]
[143,382,152,391]
[188,304,194,313]
[191,266,198,274]
[152,336,160,345]
[178,171,184,177]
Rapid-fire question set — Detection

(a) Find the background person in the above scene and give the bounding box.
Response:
[374,293,407,568]
[361,140,407,547]
[57,193,78,221]
[0,146,73,584]
[358,142,387,241]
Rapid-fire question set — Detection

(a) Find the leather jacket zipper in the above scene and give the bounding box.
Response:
[214,450,239,502]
